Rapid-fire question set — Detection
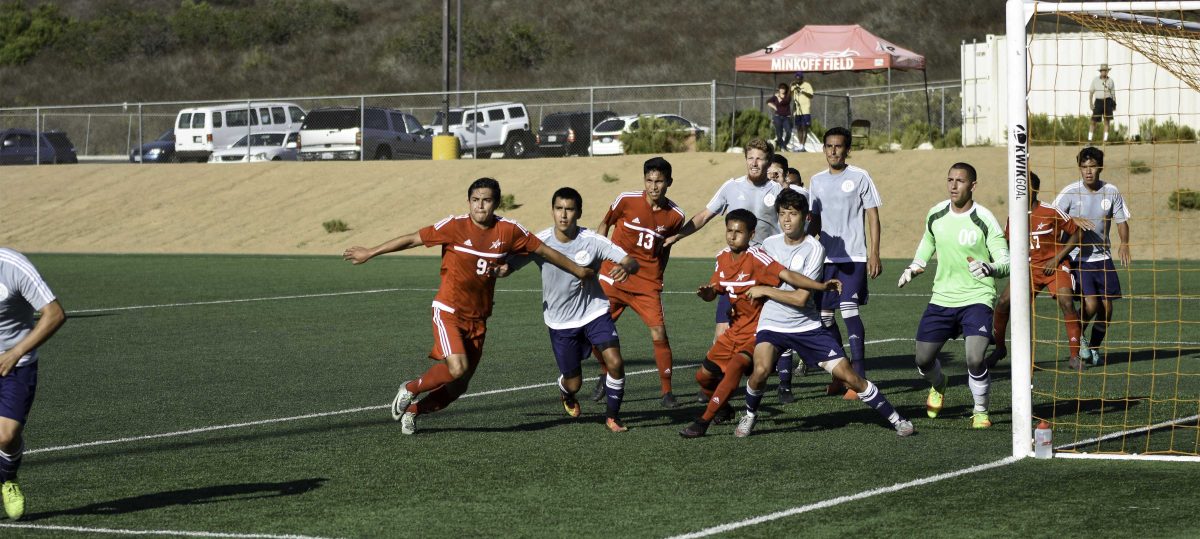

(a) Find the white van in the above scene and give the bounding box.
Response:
[174,102,306,162]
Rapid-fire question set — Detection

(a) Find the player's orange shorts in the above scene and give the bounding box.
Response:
[705,328,756,372]
[1031,263,1074,297]
[429,305,487,363]
[601,278,666,328]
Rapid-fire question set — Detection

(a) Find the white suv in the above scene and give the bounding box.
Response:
[427,102,534,158]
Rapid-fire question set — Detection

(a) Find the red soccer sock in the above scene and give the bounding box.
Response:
[993,308,1010,348]
[406,363,456,395]
[695,366,719,401]
[653,339,673,394]
[701,356,749,421]
[1065,311,1083,358]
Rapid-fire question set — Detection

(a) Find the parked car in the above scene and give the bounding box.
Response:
[209,132,299,163]
[298,107,431,161]
[427,102,534,158]
[0,129,77,165]
[174,102,306,162]
[130,130,176,163]
[589,114,708,156]
[535,110,617,156]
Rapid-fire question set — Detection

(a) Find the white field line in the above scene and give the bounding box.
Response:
[0,522,341,539]
[665,456,1024,539]
[1053,414,1200,451]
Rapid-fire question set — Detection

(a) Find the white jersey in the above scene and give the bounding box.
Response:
[809,164,882,263]
[0,248,56,367]
[530,227,627,329]
[756,234,825,334]
[705,175,784,243]
[1053,180,1130,262]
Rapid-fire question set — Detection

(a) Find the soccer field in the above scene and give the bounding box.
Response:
[2,253,1198,538]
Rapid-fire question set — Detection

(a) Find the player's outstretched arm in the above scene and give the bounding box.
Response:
[1050,228,1082,275]
[0,299,65,377]
[606,255,639,283]
[778,268,839,294]
[343,232,423,265]
[534,243,595,281]
[745,284,809,307]
[664,208,717,247]
[696,284,719,302]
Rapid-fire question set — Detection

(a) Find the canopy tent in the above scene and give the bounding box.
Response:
[733,24,931,146]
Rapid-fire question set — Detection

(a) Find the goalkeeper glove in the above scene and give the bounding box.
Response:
[897,263,922,288]
[967,257,995,279]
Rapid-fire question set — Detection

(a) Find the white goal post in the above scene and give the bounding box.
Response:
[1006,0,1200,460]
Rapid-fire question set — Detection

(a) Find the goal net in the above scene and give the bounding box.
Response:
[1007,1,1200,461]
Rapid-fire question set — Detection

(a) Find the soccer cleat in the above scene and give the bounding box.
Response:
[1089,347,1103,367]
[400,412,417,435]
[842,388,859,401]
[696,392,709,404]
[561,393,581,418]
[972,412,992,429]
[926,379,947,419]
[660,391,678,408]
[712,403,734,425]
[605,417,628,433]
[679,420,710,438]
[2,481,24,520]
[986,345,1008,369]
[778,386,795,404]
[734,412,757,438]
[797,361,809,378]
[1068,355,1085,372]
[590,377,606,403]
[895,419,916,437]
[825,379,846,396]
[391,384,416,421]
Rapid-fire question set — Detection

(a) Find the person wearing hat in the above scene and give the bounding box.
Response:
[790,72,815,151]
[1088,64,1116,143]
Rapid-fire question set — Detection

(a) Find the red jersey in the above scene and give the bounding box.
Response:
[419,214,542,320]
[1006,202,1078,266]
[709,246,786,338]
[600,191,686,292]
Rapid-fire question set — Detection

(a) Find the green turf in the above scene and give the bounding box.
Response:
[2,254,1197,538]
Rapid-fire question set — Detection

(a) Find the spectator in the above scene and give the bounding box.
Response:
[767,83,793,151]
[1088,64,1116,143]
[791,72,815,151]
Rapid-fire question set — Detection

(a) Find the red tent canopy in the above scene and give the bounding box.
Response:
[735,24,925,73]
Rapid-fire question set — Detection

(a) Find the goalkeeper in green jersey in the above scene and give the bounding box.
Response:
[897,163,1011,429]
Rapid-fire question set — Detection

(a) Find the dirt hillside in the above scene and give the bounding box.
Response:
[2,144,1196,260]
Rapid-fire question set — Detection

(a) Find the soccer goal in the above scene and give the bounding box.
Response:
[1007,1,1200,461]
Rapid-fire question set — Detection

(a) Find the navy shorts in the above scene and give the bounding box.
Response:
[916,304,994,343]
[715,293,732,324]
[1073,259,1122,299]
[757,329,846,368]
[548,314,619,376]
[818,261,870,310]
[0,363,38,424]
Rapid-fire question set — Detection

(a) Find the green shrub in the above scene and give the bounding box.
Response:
[620,116,691,154]
[707,109,772,151]
[601,173,619,183]
[499,193,522,211]
[1138,118,1197,143]
[0,2,69,66]
[938,127,963,148]
[1128,160,1151,174]
[1029,113,1128,144]
[1169,189,1200,211]
[322,219,350,233]
[384,14,565,72]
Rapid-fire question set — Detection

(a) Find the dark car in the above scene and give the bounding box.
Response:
[298,107,432,160]
[0,129,78,165]
[130,130,177,163]
[535,110,617,156]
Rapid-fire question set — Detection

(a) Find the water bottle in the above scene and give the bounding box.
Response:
[1034,420,1053,459]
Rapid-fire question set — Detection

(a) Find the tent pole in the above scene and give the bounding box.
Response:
[887,67,892,142]
[924,69,934,144]
[732,70,739,148]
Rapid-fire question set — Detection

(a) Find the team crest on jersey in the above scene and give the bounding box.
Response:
[655,225,666,232]
[574,250,594,266]
[491,239,504,249]
[736,272,748,281]
[841,179,855,193]
[1101,199,1112,211]
[0,283,7,299]
[1036,222,1049,231]
[764,193,777,207]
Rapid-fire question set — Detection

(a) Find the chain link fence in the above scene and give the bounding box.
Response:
[0,80,962,164]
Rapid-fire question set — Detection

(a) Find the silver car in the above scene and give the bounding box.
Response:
[209,132,299,163]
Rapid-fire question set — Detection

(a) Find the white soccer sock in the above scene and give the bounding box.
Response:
[1103,131,1109,141]
[557,375,569,395]
[605,374,624,390]
[917,360,944,388]
[968,370,991,413]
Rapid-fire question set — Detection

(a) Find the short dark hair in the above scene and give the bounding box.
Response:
[823,126,852,147]
[725,208,758,231]
[775,187,809,216]
[551,186,583,215]
[468,177,501,200]
[786,167,802,185]
[1030,172,1041,191]
[769,153,789,171]
[644,156,672,182]
[1077,146,1104,166]
[950,162,977,182]
[777,83,789,92]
